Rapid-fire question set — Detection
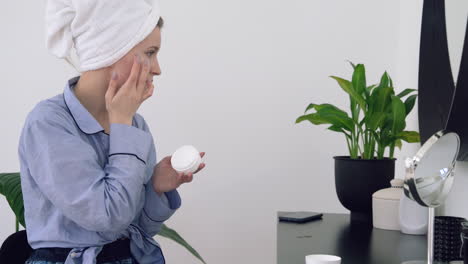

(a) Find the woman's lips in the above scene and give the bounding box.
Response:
[146,80,153,88]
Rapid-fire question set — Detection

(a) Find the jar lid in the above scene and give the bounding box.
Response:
[171,145,200,171]
[372,179,404,201]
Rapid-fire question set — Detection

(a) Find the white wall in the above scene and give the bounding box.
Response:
[0,1,436,263]
[156,1,402,262]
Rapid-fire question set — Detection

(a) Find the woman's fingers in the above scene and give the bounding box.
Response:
[137,57,151,94]
[171,152,206,187]
[182,173,193,183]
[105,72,119,104]
[193,163,206,174]
[176,172,191,185]
[124,55,142,89]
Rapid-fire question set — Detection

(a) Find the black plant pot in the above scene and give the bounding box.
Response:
[334,156,395,224]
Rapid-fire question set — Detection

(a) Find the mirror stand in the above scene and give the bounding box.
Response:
[402,208,436,264]
[428,207,434,264]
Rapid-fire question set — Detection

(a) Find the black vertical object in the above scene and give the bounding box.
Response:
[445,17,468,160]
[418,0,455,145]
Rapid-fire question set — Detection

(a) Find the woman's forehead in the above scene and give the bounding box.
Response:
[140,27,161,48]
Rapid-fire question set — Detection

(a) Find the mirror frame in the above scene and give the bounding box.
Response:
[403,130,460,207]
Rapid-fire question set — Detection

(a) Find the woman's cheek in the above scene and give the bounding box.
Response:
[116,58,134,87]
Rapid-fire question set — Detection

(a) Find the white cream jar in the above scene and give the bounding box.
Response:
[171,145,202,174]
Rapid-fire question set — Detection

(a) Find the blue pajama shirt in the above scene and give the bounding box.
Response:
[18,76,181,264]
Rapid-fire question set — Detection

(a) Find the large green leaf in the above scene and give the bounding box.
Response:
[304,103,317,113]
[378,72,390,89]
[296,110,354,132]
[330,76,366,111]
[397,88,417,98]
[404,94,417,115]
[297,104,354,130]
[0,173,206,264]
[397,131,420,143]
[0,173,25,227]
[365,84,377,98]
[391,95,406,134]
[366,112,386,130]
[381,113,394,131]
[159,225,207,264]
[373,87,394,113]
[367,85,391,119]
[352,64,366,95]
[318,110,354,131]
[395,139,403,150]
[347,60,356,69]
[303,103,348,115]
[314,104,349,116]
[389,75,394,88]
[379,129,394,148]
[296,113,329,125]
[316,105,354,129]
[328,125,345,133]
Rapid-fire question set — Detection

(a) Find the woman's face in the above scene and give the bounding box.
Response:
[111,26,162,88]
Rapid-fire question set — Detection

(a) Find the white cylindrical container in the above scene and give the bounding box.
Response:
[372,179,404,231]
[399,192,428,235]
[305,254,341,264]
[171,145,201,174]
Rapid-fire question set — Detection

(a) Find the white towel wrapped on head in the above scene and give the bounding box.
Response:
[45,0,160,72]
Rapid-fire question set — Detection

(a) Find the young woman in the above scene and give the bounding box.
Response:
[18,0,205,263]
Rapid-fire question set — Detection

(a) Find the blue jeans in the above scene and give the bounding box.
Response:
[26,260,135,264]
[25,257,137,264]
[25,247,137,264]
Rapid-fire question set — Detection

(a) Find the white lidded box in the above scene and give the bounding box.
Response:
[171,145,201,174]
[372,179,404,231]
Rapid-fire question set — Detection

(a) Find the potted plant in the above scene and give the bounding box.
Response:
[0,172,206,263]
[295,62,420,223]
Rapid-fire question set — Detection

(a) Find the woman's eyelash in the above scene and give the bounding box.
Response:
[146,51,156,56]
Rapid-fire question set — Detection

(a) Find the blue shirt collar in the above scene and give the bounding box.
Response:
[63,76,105,134]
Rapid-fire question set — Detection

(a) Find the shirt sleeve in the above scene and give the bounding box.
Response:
[138,184,181,236]
[22,113,153,233]
[135,115,182,237]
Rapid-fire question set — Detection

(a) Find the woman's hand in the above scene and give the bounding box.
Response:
[105,54,155,126]
[152,152,206,196]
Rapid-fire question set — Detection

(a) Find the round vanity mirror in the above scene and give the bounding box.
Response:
[403,130,460,264]
[404,130,460,207]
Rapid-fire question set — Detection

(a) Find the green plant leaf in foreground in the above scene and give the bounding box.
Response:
[159,225,207,264]
[0,173,206,263]
[0,172,25,228]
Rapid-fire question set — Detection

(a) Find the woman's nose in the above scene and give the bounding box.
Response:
[151,59,161,76]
